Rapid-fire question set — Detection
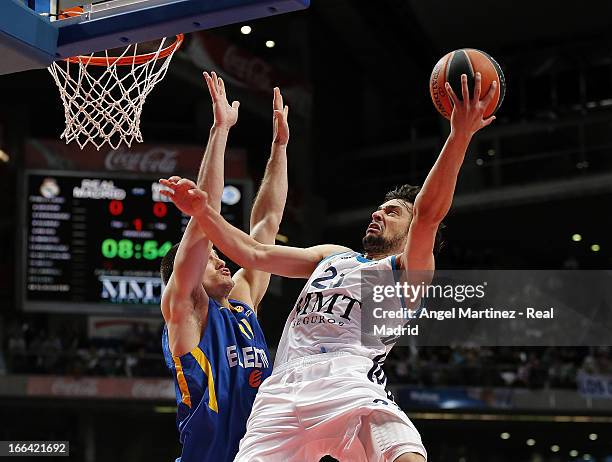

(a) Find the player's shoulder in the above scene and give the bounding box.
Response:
[310,244,353,264]
[348,253,398,270]
[316,249,397,269]
[227,298,257,318]
[161,275,208,323]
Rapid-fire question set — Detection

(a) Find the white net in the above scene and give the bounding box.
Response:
[48,36,182,150]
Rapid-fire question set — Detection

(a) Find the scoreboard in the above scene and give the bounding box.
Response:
[22,171,251,314]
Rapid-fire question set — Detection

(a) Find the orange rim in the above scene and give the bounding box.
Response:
[64,34,184,66]
[59,7,184,66]
[58,6,84,20]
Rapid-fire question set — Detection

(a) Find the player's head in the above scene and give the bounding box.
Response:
[160,245,234,299]
[203,248,235,298]
[362,184,444,256]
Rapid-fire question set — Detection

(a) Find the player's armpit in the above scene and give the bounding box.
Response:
[397,215,437,272]
[394,217,437,312]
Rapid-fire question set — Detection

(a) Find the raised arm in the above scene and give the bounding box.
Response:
[230,87,290,309]
[160,72,239,355]
[399,73,498,271]
[250,87,289,239]
[196,71,240,206]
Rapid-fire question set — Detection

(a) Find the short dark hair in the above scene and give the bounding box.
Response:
[384,184,445,255]
[384,184,421,206]
[160,243,180,285]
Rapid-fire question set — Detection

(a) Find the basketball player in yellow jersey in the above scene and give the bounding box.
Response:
[164,73,496,462]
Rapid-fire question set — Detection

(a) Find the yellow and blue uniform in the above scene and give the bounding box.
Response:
[162,298,271,462]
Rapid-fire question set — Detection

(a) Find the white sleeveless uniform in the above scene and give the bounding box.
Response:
[234,252,427,462]
[275,251,402,367]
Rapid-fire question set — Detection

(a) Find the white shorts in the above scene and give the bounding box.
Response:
[234,352,427,462]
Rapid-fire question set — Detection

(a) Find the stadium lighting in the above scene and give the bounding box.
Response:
[526,439,536,446]
[240,25,252,34]
[265,40,275,48]
[590,244,601,252]
[500,432,510,440]
[588,433,598,441]
[583,454,592,461]
[572,233,582,242]
[551,445,560,453]
[570,450,579,457]
[475,158,484,166]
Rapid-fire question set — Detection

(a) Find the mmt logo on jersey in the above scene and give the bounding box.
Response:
[290,292,361,328]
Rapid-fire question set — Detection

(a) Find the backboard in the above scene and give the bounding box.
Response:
[0,0,310,74]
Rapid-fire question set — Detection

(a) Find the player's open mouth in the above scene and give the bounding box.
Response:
[367,223,381,233]
[220,268,231,276]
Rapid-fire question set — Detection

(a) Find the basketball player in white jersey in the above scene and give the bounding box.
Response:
[161,74,497,462]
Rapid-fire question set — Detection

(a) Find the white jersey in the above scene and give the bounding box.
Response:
[274,251,404,367]
[235,252,427,461]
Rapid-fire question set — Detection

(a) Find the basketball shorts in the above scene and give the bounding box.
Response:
[234,351,427,462]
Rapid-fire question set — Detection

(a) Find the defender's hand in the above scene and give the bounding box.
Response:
[204,71,240,129]
[159,177,209,217]
[272,87,289,146]
[446,72,497,139]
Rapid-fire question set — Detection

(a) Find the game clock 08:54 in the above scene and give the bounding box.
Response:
[101,238,173,260]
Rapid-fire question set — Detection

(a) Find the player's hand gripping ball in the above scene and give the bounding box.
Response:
[430,48,506,119]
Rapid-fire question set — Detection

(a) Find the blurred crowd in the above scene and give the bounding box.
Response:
[384,345,612,389]
[1,316,610,391]
[2,318,166,378]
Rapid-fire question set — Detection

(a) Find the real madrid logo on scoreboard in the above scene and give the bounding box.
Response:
[22,170,252,314]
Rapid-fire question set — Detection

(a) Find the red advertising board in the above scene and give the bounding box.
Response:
[27,376,175,400]
[24,139,247,178]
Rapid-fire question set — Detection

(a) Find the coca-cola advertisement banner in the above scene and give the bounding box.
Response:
[26,376,175,400]
[88,316,164,340]
[183,31,312,119]
[24,139,247,178]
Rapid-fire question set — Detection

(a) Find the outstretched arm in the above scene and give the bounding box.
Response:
[250,87,289,242]
[399,73,498,271]
[230,87,290,309]
[160,72,239,356]
[162,183,349,278]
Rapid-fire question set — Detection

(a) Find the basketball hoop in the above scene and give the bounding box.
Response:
[48,10,184,150]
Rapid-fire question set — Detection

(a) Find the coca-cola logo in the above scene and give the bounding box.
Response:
[51,378,99,396]
[131,380,175,399]
[105,148,178,173]
[224,46,272,90]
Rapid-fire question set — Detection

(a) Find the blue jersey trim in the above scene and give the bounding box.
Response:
[390,255,407,310]
[356,254,371,263]
[390,254,398,270]
[228,298,254,312]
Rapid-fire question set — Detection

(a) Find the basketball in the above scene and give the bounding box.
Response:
[429,48,506,119]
